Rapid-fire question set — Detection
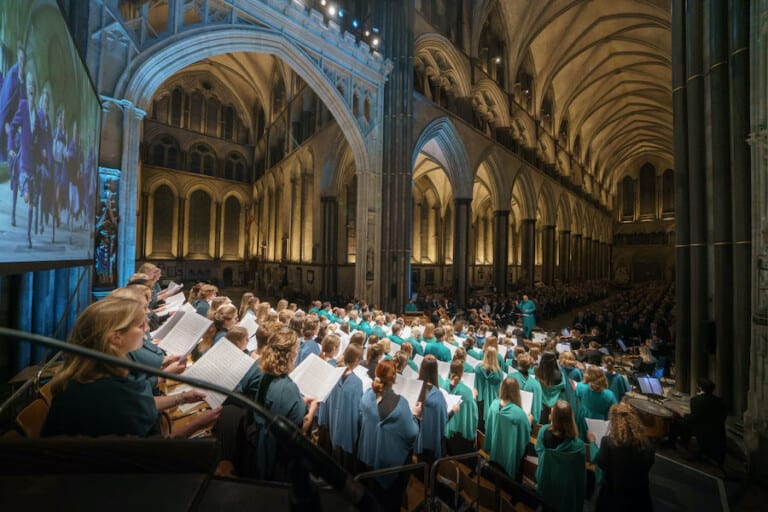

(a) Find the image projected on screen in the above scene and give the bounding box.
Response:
[0,0,100,267]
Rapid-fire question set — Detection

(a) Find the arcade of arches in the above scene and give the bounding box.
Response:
[2,0,768,481]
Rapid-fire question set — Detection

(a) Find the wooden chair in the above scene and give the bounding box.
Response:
[16,399,49,437]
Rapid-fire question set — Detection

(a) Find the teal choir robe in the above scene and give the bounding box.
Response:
[442,380,478,441]
[563,365,583,383]
[510,370,544,424]
[424,341,452,362]
[518,299,536,337]
[474,364,505,420]
[605,371,630,402]
[42,376,159,437]
[295,337,320,366]
[575,383,617,420]
[247,374,306,480]
[406,337,425,356]
[358,389,419,486]
[535,424,586,512]
[415,385,448,458]
[127,334,165,391]
[326,371,364,454]
[483,399,531,478]
[388,334,404,346]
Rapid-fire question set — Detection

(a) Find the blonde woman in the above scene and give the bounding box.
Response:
[474,346,505,429]
[42,298,218,437]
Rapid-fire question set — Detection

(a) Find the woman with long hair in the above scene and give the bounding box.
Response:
[42,298,218,438]
[443,360,479,455]
[325,344,365,472]
[593,403,655,511]
[238,292,259,319]
[358,359,419,511]
[535,351,566,422]
[196,304,238,357]
[483,377,531,480]
[576,366,617,421]
[535,400,587,512]
[510,352,543,424]
[602,355,630,402]
[474,346,505,430]
[414,355,453,464]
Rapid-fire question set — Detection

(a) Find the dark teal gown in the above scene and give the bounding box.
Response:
[483,399,531,478]
[424,341,452,362]
[510,370,544,424]
[534,424,586,512]
[441,380,478,442]
[415,385,448,458]
[326,371,364,454]
[474,364,505,422]
[127,334,166,392]
[605,371,630,402]
[42,375,159,437]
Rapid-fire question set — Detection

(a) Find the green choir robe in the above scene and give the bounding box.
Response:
[441,380,478,441]
[510,370,544,424]
[605,371,630,402]
[534,424,586,512]
[474,364,505,421]
[483,399,531,478]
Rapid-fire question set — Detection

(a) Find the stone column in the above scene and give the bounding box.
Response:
[177,196,185,259]
[453,198,471,307]
[541,225,555,284]
[492,210,510,294]
[709,0,735,405]
[572,234,582,282]
[584,237,592,281]
[118,102,147,287]
[672,0,692,391]
[687,0,708,392]
[320,196,338,297]
[139,191,149,259]
[375,0,414,312]
[731,0,752,414]
[520,219,536,286]
[559,230,571,282]
[214,201,222,260]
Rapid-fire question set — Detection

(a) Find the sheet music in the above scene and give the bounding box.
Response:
[401,326,412,339]
[436,359,452,378]
[466,354,482,367]
[289,353,346,402]
[461,371,474,389]
[520,389,534,414]
[392,375,423,409]
[445,343,458,357]
[173,340,256,411]
[496,345,509,358]
[180,302,196,314]
[413,353,424,368]
[150,310,184,340]
[402,365,419,381]
[238,315,258,338]
[165,281,184,296]
[440,388,462,410]
[162,292,186,313]
[586,418,610,448]
[158,311,212,356]
[556,342,572,354]
[387,339,401,356]
[353,365,373,390]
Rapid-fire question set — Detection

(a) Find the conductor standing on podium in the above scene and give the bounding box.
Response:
[519,294,536,339]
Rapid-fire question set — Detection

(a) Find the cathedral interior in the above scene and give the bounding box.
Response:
[1,0,768,496]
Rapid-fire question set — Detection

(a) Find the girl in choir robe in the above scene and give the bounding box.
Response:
[474,346,505,430]
[602,355,630,402]
[196,304,238,358]
[400,342,420,372]
[577,366,617,418]
[242,329,318,480]
[42,298,218,438]
[510,353,543,424]
[415,355,454,464]
[452,347,475,375]
[193,284,218,317]
[326,345,364,472]
[559,351,584,382]
[357,360,420,511]
[362,341,385,380]
[317,334,341,453]
[592,403,655,512]
[462,335,484,362]
[536,351,567,421]
[483,377,531,480]
[420,323,437,345]
[535,400,586,512]
[238,292,259,319]
[481,335,508,371]
[442,360,479,455]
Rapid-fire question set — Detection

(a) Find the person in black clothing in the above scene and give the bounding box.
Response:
[592,402,655,511]
[674,378,728,468]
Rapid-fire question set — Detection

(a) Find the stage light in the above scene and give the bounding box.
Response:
[320,0,326,5]
[364,30,370,36]
[327,5,336,16]
[372,27,379,33]
[338,9,344,17]
[372,37,380,47]
[352,19,359,28]
[494,57,501,64]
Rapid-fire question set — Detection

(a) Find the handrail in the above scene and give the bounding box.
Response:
[479,459,545,511]
[0,327,380,511]
[429,452,483,511]
[354,461,428,509]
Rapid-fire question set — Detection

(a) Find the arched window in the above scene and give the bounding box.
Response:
[224,152,248,182]
[515,54,535,113]
[639,163,656,219]
[222,196,241,258]
[152,96,168,123]
[170,88,183,127]
[662,169,675,218]
[190,144,216,176]
[151,185,174,256]
[621,176,635,221]
[188,190,212,256]
[147,136,181,169]
[222,105,235,140]
[189,92,203,132]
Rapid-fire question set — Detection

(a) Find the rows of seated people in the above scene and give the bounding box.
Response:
[32,263,668,512]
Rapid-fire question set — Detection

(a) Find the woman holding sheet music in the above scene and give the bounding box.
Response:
[592,403,655,511]
[510,353,543,424]
[414,355,453,464]
[474,346,505,430]
[357,359,419,512]
[42,298,219,438]
[483,377,531,480]
[442,360,478,455]
[325,345,364,473]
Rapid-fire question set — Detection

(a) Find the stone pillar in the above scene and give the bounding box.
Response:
[541,225,555,285]
[139,191,149,259]
[672,0,692,391]
[572,234,582,282]
[520,219,536,286]
[709,0,735,405]
[375,0,414,313]
[492,210,510,294]
[731,0,752,415]
[214,201,222,260]
[118,102,147,287]
[584,237,592,281]
[177,196,185,259]
[559,230,571,282]
[320,196,338,297]
[687,0,708,392]
[453,198,471,307]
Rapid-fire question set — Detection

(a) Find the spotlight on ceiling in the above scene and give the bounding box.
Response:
[320,0,326,5]
[352,19,359,28]
[364,30,370,37]
[338,9,344,18]
[494,57,502,64]
[372,37,380,47]
[327,5,336,16]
